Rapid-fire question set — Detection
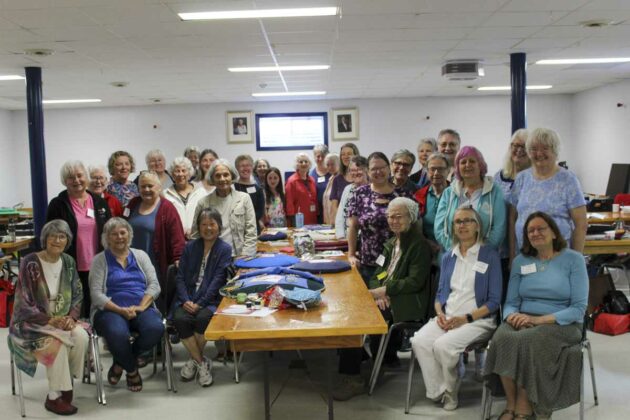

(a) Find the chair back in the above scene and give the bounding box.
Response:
[614,193,630,206]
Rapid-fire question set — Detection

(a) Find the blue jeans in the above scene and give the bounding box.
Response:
[93,307,164,372]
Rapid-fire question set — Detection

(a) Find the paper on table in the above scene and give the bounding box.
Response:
[215,305,277,317]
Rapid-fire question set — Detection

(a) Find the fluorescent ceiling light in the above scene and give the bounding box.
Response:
[478,85,552,91]
[536,58,630,65]
[0,75,25,81]
[179,7,338,21]
[252,91,326,97]
[43,99,102,104]
[229,65,330,72]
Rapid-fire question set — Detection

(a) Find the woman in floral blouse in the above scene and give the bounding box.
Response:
[263,167,287,227]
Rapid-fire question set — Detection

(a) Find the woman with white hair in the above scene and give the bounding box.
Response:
[410,206,502,411]
[88,165,123,217]
[125,171,185,314]
[322,153,340,224]
[494,129,531,198]
[310,144,331,224]
[164,157,207,238]
[191,159,257,257]
[183,146,200,179]
[285,153,318,226]
[141,149,173,190]
[332,197,433,401]
[508,128,587,257]
[47,160,111,318]
[410,137,437,188]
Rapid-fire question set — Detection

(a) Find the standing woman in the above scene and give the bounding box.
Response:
[47,160,111,318]
[126,171,185,314]
[310,144,331,224]
[88,165,123,217]
[346,152,412,283]
[494,129,531,197]
[335,156,369,239]
[263,167,287,228]
[183,146,200,180]
[191,159,257,257]
[172,209,232,386]
[9,220,89,415]
[434,146,506,252]
[164,157,207,238]
[322,153,340,224]
[410,137,437,188]
[106,150,139,207]
[254,158,270,186]
[509,128,587,257]
[142,149,173,190]
[234,155,266,233]
[390,149,418,194]
[410,207,502,411]
[194,149,219,193]
[329,143,360,223]
[285,153,318,226]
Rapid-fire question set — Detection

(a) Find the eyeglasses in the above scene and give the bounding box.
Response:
[49,234,68,242]
[392,161,412,168]
[510,143,526,151]
[369,165,388,174]
[387,214,407,221]
[427,166,447,173]
[527,226,549,235]
[439,142,458,149]
[528,146,551,154]
[454,218,477,226]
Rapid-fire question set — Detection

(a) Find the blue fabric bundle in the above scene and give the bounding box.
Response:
[292,259,351,274]
[234,253,299,268]
[258,231,288,241]
[219,267,325,297]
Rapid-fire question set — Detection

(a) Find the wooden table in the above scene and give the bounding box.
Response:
[0,237,34,254]
[583,239,630,255]
[205,239,387,419]
[587,211,630,224]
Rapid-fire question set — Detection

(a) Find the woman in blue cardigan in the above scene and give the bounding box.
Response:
[410,206,502,411]
[171,208,232,387]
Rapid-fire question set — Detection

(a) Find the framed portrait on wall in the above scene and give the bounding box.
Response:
[227,111,254,143]
[331,107,359,140]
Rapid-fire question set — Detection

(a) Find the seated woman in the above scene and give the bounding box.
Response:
[332,198,432,401]
[89,217,164,392]
[172,208,232,387]
[484,211,588,420]
[410,206,502,411]
[9,220,88,416]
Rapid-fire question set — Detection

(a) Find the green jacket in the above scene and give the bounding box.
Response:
[368,221,432,323]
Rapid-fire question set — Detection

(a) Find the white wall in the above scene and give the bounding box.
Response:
[571,79,630,194]
[7,94,574,205]
[0,109,18,205]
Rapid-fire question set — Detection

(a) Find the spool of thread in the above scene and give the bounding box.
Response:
[236,293,247,304]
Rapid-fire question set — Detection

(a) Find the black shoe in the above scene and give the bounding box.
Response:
[169,333,180,344]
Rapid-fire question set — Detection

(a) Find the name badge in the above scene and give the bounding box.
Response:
[473,261,488,274]
[310,204,316,212]
[521,263,537,275]
[377,271,387,280]
[375,254,386,267]
[123,208,130,217]
[317,176,326,183]
[86,208,95,218]
[246,186,256,194]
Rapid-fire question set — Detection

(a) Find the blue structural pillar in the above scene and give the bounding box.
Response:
[25,67,47,242]
[510,52,527,133]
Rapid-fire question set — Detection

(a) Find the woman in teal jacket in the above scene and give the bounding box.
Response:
[434,146,506,252]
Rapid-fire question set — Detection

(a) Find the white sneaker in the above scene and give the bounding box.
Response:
[442,390,458,411]
[180,358,198,382]
[197,357,213,387]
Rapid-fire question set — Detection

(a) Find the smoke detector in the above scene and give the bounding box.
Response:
[442,59,484,81]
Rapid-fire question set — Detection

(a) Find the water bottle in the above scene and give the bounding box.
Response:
[295,208,304,229]
[7,217,16,242]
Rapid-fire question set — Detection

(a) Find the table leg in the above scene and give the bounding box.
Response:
[263,351,270,420]
[327,349,334,420]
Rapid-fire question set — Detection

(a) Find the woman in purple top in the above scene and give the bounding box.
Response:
[346,151,412,284]
[329,143,360,224]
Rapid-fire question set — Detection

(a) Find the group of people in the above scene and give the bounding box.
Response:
[9,127,589,419]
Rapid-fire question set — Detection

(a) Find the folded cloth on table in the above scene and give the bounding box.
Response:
[292,259,351,274]
[234,253,300,268]
[314,239,348,251]
[258,231,288,241]
[220,267,325,297]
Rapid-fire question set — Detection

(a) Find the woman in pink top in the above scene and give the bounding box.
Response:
[46,160,111,318]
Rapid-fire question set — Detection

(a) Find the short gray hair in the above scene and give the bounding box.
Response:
[451,206,484,246]
[138,170,161,187]
[426,152,451,169]
[293,153,312,171]
[169,157,194,176]
[183,146,199,158]
[417,137,437,152]
[206,159,239,184]
[59,160,87,185]
[324,153,340,170]
[101,217,134,249]
[145,149,166,166]
[391,149,416,167]
[88,165,108,180]
[40,219,73,251]
[388,197,418,224]
[527,127,560,157]
[312,143,329,156]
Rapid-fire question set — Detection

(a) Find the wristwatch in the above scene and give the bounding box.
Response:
[466,313,474,323]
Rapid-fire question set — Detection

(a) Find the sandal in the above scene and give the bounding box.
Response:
[107,363,123,386]
[499,409,515,420]
[136,356,149,368]
[126,370,143,392]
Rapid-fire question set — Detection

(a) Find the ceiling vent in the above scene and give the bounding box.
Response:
[442,59,484,81]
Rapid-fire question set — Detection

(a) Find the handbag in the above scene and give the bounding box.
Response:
[0,278,15,328]
[593,312,630,336]
[602,290,630,314]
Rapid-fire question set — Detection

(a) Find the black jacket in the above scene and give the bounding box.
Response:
[46,190,111,262]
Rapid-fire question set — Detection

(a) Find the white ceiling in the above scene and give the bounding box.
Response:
[1,0,630,109]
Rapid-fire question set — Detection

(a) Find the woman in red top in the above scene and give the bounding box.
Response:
[285,153,318,226]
